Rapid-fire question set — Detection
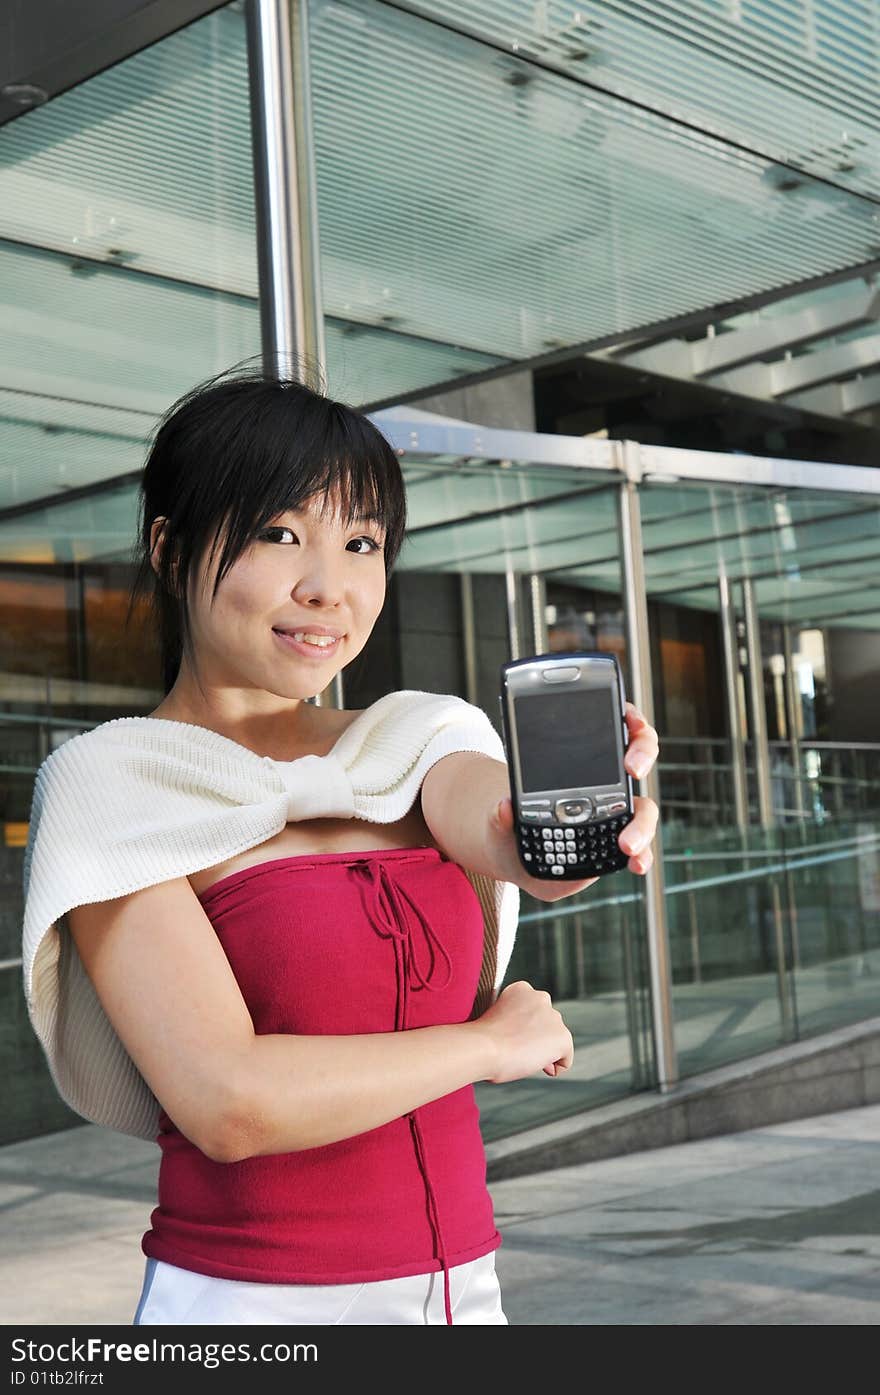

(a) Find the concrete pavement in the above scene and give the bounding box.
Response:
[1,1103,879,1325]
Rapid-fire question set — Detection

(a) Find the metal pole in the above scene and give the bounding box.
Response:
[505,567,522,661]
[528,572,548,655]
[245,0,326,380]
[779,625,804,970]
[718,560,748,828]
[245,0,339,710]
[742,577,796,1037]
[742,578,773,826]
[685,855,701,984]
[621,910,649,1089]
[782,623,805,821]
[534,546,575,988]
[617,441,678,1091]
[460,573,479,706]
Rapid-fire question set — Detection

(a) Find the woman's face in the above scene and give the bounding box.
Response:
[155,486,388,704]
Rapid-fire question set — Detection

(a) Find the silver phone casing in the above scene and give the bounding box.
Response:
[501,655,631,825]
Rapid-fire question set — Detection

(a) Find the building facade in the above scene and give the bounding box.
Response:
[2,0,879,1147]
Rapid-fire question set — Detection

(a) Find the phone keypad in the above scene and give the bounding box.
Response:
[517,812,635,878]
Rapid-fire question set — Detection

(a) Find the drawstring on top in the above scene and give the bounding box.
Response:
[408,1111,454,1326]
[355,858,456,1325]
[355,858,453,1028]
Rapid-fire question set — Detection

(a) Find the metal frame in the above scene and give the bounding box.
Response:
[371,410,880,497]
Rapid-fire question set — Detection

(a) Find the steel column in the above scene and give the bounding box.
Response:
[742,578,773,825]
[245,0,339,708]
[742,577,796,1036]
[460,573,479,705]
[245,0,325,380]
[505,568,522,661]
[718,560,749,827]
[782,623,806,822]
[528,572,548,655]
[617,441,678,1091]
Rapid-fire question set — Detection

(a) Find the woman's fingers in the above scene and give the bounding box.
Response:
[544,1054,573,1077]
[618,795,659,873]
[619,795,658,853]
[623,701,660,781]
[628,846,654,875]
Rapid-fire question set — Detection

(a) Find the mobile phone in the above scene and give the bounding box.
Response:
[499,650,636,880]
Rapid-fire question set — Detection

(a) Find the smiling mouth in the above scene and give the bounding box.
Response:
[277,631,337,647]
[272,629,343,656]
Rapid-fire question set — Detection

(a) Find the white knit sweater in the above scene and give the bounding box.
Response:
[21,689,520,1143]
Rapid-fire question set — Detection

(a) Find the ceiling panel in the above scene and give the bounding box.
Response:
[414,1,880,198]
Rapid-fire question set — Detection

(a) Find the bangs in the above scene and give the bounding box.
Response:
[195,383,407,598]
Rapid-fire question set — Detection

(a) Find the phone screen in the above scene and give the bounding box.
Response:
[513,686,619,792]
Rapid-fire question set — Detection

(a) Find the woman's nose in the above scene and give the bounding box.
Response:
[291,560,345,608]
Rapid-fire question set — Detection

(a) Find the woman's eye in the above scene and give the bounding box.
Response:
[260,527,297,543]
[347,536,383,554]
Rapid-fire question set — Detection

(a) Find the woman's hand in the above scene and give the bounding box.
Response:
[486,700,661,902]
[476,980,575,1082]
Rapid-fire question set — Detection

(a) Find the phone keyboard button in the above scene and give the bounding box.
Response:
[551,864,564,875]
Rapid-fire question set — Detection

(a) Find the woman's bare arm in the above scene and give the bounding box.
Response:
[233,1021,495,1160]
[67,874,545,1165]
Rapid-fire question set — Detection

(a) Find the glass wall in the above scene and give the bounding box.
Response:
[374,425,880,1135]
[638,470,880,1073]
[0,1,260,1143]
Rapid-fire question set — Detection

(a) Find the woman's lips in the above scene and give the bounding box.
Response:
[272,629,342,660]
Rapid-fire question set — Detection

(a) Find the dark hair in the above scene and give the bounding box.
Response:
[126,362,408,695]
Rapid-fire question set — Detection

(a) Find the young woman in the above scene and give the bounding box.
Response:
[31,368,659,1326]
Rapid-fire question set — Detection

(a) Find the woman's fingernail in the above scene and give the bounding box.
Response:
[632,761,649,779]
[628,833,647,854]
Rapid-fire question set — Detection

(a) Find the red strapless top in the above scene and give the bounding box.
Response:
[140,846,501,1324]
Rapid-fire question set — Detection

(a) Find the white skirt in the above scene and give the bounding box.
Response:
[133,1250,508,1326]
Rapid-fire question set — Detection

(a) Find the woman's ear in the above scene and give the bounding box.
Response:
[149,516,167,573]
[149,516,179,586]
